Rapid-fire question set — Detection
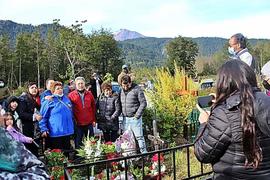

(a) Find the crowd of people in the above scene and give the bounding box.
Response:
[1,33,270,179]
[0,64,148,160]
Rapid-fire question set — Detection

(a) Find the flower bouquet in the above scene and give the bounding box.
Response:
[77,136,103,163]
[102,141,117,159]
[115,129,136,157]
[146,153,166,180]
[44,149,68,180]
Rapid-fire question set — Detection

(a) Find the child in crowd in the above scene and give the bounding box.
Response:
[4,112,34,144]
[6,96,22,131]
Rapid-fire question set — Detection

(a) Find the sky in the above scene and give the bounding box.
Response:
[1,0,270,38]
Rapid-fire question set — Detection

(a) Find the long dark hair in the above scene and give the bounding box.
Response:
[3,112,15,128]
[214,60,262,168]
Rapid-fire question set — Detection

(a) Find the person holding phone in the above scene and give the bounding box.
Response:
[194,60,270,179]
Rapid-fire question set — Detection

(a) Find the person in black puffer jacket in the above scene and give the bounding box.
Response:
[97,82,121,142]
[194,60,270,180]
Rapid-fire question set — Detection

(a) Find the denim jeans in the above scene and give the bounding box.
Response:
[123,116,147,153]
[75,124,94,148]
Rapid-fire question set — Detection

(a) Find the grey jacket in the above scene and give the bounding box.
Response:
[120,83,147,119]
[195,90,270,180]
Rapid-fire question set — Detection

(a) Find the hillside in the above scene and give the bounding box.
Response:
[0,20,54,46]
[119,37,269,67]
[0,20,269,67]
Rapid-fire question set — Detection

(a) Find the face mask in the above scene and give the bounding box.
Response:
[54,94,64,98]
[228,47,236,56]
[263,80,270,90]
[0,82,4,88]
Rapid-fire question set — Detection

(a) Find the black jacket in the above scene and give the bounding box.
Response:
[96,94,121,131]
[195,91,270,180]
[17,93,40,138]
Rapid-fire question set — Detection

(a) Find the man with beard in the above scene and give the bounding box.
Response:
[68,77,96,148]
[120,75,147,153]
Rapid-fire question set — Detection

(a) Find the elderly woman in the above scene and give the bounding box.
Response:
[39,81,74,151]
[195,60,270,179]
[96,82,121,142]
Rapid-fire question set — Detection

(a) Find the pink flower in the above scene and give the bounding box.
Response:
[152,153,164,162]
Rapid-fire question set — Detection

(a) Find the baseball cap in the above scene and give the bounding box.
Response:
[122,64,128,69]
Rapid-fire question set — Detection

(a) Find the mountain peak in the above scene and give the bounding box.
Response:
[113,29,146,41]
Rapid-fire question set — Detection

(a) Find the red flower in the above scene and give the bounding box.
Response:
[152,153,164,162]
[111,161,118,166]
[106,152,117,159]
[68,169,73,174]
[105,141,113,145]
[60,175,65,180]
[97,172,104,179]
[51,149,62,153]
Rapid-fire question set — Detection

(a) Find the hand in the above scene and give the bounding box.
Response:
[45,95,53,101]
[196,104,210,124]
[29,138,34,143]
[209,93,216,103]
[92,122,96,127]
[35,114,42,121]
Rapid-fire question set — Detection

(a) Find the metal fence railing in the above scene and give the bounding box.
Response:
[64,143,212,180]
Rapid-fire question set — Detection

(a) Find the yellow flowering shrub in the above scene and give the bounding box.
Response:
[145,64,198,140]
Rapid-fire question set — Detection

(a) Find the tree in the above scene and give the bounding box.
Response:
[165,36,198,76]
[55,19,89,80]
[15,33,37,86]
[31,30,46,88]
[253,41,270,71]
[87,28,122,78]
[0,35,14,86]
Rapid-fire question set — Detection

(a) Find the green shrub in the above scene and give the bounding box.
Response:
[145,64,198,141]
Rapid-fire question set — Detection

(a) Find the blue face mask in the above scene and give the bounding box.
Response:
[228,47,236,56]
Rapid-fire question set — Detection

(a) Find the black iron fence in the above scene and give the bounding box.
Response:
[64,143,212,180]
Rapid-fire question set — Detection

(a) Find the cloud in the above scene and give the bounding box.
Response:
[0,0,270,38]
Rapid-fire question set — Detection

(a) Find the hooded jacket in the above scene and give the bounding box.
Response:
[195,90,270,179]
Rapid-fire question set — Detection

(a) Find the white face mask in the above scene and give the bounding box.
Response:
[228,46,236,56]
[0,82,4,88]
[54,94,64,98]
